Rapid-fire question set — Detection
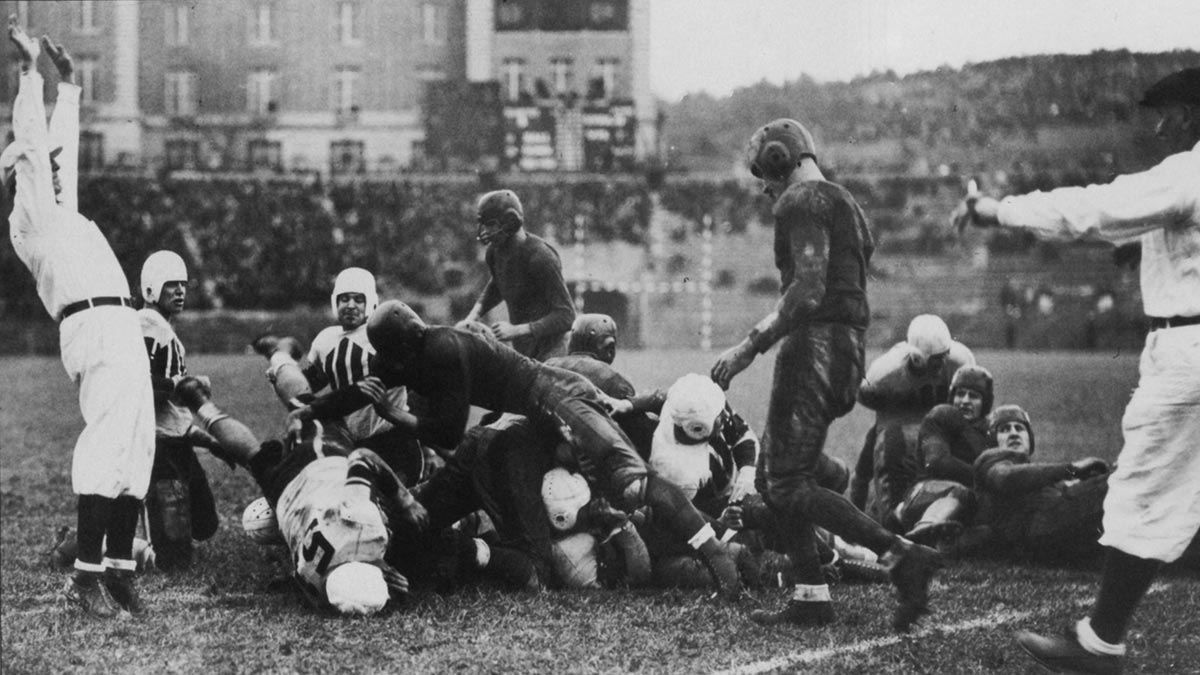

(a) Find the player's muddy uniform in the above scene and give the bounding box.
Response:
[313,327,720,564]
[972,448,1108,561]
[893,404,990,532]
[747,180,899,574]
[474,232,575,360]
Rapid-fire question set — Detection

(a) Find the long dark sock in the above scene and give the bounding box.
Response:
[76,494,113,568]
[1089,547,1162,644]
[105,495,142,561]
[803,487,896,555]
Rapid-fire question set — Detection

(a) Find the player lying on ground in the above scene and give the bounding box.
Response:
[890,365,995,546]
[252,267,427,484]
[287,300,744,600]
[172,377,422,615]
[851,314,976,527]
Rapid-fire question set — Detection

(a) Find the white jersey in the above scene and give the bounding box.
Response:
[138,308,192,437]
[306,324,407,440]
[276,456,390,605]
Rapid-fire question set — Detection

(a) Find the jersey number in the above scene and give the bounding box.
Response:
[301,520,335,576]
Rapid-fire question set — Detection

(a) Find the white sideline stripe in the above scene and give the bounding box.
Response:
[714,583,1170,675]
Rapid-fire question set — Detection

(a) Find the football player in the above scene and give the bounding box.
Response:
[710,117,942,631]
[891,365,995,545]
[457,190,576,361]
[851,314,976,526]
[970,405,1111,562]
[172,376,421,614]
[288,300,744,600]
[252,267,426,484]
[137,250,222,570]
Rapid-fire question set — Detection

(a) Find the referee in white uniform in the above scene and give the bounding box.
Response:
[955,67,1200,675]
[3,19,154,618]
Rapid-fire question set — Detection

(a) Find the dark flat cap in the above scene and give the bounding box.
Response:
[1140,67,1200,107]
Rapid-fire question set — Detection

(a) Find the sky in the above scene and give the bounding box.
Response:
[648,0,1200,101]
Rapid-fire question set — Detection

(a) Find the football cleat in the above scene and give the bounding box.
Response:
[103,568,146,616]
[883,539,943,632]
[64,574,122,619]
[1016,629,1123,675]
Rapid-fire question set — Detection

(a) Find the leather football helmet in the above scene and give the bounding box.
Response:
[476,190,524,245]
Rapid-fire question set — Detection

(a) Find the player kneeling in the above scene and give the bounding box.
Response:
[173,376,425,615]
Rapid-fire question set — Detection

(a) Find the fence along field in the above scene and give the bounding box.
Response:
[3,348,1198,674]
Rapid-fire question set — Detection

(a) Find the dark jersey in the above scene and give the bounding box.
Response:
[477,232,575,360]
[544,352,664,455]
[750,181,873,353]
[915,404,991,485]
[319,327,600,450]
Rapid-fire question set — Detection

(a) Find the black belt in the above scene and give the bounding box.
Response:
[1148,315,1200,331]
[60,296,135,320]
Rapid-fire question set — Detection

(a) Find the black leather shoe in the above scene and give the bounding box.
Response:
[103,569,146,616]
[883,539,943,631]
[64,574,121,618]
[1015,629,1122,674]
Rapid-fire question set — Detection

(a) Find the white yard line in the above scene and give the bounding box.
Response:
[714,583,1170,675]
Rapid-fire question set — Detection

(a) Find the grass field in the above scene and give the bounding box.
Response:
[3,348,1199,674]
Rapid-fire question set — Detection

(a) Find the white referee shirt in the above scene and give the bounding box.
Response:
[997,141,1200,318]
[7,72,131,320]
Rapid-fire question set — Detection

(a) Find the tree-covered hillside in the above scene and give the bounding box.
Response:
[660,49,1200,176]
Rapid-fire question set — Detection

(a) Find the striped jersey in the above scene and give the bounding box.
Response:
[139,308,192,436]
[304,323,406,441]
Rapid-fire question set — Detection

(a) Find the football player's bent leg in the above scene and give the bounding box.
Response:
[634,475,741,598]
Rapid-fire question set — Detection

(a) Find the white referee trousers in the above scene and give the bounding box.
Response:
[1100,323,1200,562]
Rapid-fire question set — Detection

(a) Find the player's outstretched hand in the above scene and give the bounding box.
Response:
[40,35,74,82]
[950,179,1001,234]
[354,376,386,403]
[8,15,40,67]
[490,320,520,342]
[711,341,755,390]
[1070,457,1110,479]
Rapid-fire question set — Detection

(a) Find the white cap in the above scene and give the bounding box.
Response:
[241,497,280,545]
[541,468,591,532]
[906,314,952,358]
[141,250,188,303]
[325,562,389,615]
[666,373,726,440]
[330,267,379,317]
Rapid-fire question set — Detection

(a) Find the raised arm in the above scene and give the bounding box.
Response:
[42,35,79,212]
[6,17,58,229]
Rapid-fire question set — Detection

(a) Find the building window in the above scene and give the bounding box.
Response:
[337,2,360,45]
[330,140,365,174]
[496,2,523,28]
[502,58,525,102]
[551,58,574,95]
[333,68,360,114]
[596,58,618,99]
[77,59,98,105]
[14,2,29,29]
[165,139,199,170]
[422,3,445,45]
[165,71,197,116]
[79,130,104,170]
[590,1,616,24]
[250,4,274,45]
[248,139,282,171]
[166,4,190,46]
[247,70,276,115]
[77,0,99,33]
